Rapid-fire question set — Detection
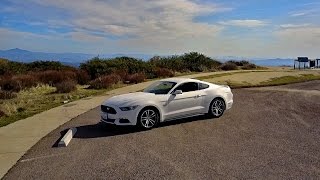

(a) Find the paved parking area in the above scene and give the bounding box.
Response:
[4,81,320,179]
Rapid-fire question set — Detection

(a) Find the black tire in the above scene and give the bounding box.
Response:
[137,107,160,130]
[208,98,226,118]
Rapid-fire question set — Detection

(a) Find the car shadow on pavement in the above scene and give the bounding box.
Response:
[73,115,214,139]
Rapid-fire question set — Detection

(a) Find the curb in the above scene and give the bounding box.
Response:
[58,127,77,147]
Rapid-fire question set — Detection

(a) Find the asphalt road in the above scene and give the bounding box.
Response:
[4,81,320,179]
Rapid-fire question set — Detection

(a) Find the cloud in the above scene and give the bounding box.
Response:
[289,8,319,17]
[290,12,308,17]
[275,27,320,45]
[69,31,105,42]
[0,27,55,51]
[0,28,51,39]
[25,0,228,39]
[279,24,311,28]
[219,20,268,27]
[265,26,320,58]
[8,0,230,54]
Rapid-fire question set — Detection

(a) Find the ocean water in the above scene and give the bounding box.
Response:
[250,59,294,67]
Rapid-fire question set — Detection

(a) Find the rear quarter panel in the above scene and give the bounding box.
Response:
[203,85,232,112]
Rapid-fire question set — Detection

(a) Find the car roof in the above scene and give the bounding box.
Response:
[160,77,203,84]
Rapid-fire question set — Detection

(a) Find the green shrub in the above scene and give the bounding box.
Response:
[149,52,221,72]
[227,60,250,66]
[81,52,223,79]
[0,61,28,75]
[80,56,149,79]
[27,61,75,71]
[0,60,75,76]
[54,80,77,93]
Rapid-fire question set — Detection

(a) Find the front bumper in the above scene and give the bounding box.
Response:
[225,91,233,110]
[100,104,139,126]
[226,100,233,110]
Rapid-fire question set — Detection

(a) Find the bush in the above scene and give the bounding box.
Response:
[81,53,223,78]
[0,74,38,92]
[227,60,250,66]
[124,73,146,84]
[0,90,17,99]
[113,69,128,80]
[80,57,149,79]
[0,109,6,118]
[17,107,26,112]
[154,68,174,78]
[242,63,257,70]
[76,70,90,85]
[0,61,28,75]
[36,70,77,86]
[27,61,75,71]
[220,62,238,71]
[89,74,121,89]
[54,80,77,93]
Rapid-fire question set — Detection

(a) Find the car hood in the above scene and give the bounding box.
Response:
[103,92,157,107]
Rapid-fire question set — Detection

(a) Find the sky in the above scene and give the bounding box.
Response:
[0,0,320,58]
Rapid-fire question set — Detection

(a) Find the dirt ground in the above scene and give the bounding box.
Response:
[4,81,320,179]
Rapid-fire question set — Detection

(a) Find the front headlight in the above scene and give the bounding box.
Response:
[119,105,139,111]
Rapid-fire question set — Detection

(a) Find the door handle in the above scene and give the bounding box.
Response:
[195,95,202,98]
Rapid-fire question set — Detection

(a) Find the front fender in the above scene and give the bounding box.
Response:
[136,103,164,122]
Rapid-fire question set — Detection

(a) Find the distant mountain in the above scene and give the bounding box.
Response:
[213,56,248,62]
[0,48,153,66]
[0,48,295,67]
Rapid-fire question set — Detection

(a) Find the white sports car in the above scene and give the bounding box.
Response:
[101,78,233,129]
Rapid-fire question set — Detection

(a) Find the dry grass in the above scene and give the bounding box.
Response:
[196,70,271,80]
[198,70,320,88]
[198,72,320,88]
[0,84,122,127]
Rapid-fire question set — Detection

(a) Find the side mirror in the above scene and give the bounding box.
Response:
[172,90,182,95]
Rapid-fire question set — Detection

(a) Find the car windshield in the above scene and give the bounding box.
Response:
[143,81,177,94]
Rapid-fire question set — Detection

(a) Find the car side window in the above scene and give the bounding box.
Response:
[174,82,199,93]
[199,83,209,90]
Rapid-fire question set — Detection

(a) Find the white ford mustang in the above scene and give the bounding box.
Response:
[101,78,233,129]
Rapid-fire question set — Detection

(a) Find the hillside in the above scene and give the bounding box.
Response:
[0,48,153,66]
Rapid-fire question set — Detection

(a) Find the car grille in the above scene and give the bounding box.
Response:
[101,105,117,114]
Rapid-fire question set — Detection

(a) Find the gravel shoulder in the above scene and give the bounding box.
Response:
[4,81,320,179]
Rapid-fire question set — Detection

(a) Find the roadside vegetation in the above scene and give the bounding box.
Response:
[1,52,319,127]
[0,53,259,127]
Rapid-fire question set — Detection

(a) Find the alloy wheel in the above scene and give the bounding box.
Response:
[140,109,158,129]
[211,99,225,117]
